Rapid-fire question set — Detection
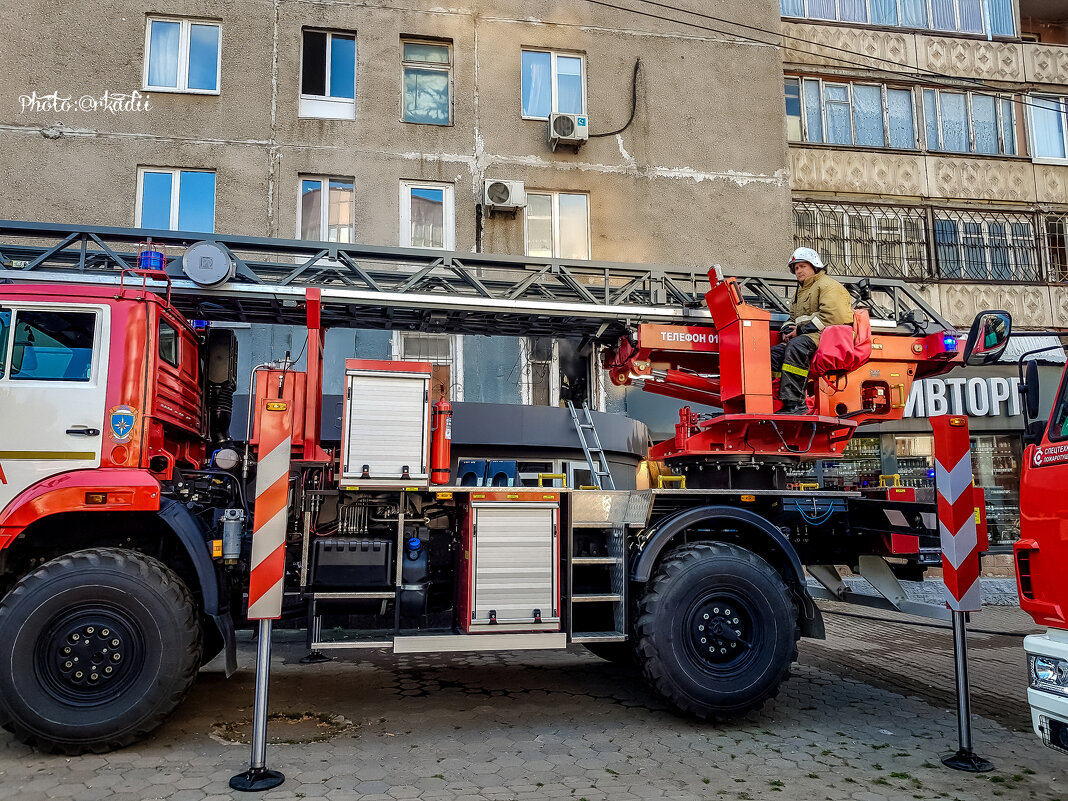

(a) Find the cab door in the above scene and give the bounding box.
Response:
[0,303,110,514]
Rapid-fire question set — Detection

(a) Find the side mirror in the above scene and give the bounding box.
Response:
[963,310,1011,366]
[1023,358,1041,420]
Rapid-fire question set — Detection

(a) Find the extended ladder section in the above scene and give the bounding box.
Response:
[0,220,953,341]
[567,401,617,490]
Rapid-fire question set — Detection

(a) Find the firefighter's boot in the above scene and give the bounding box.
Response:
[776,364,809,415]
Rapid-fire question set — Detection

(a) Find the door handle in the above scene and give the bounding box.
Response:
[66,428,100,437]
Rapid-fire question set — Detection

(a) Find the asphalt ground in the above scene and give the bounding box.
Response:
[0,602,1064,801]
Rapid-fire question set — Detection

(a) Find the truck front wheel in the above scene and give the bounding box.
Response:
[0,548,202,754]
[635,542,798,720]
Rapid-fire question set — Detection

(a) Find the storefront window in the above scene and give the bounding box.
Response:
[784,437,882,489]
[895,433,1020,547]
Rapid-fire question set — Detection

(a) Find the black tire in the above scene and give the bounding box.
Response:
[0,548,202,754]
[635,542,798,720]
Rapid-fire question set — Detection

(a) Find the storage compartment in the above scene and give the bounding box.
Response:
[462,502,560,633]
[341,359,432,488]
[310,538,394,588]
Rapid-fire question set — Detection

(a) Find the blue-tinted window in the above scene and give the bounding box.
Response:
[403,42,451,125]
[782,0,1013,35]
[140,171,173,229]
[887,89,915,148]
[188,24,220,91]
[852,85,884,147]
[330,35,356,99]
[1033,97,1067,160]
[147,20,180,88]
[11,310,96,382]
[557,56,583,115]
[177,171,216,233]
[146,19,220,92]
[521,51,551,118]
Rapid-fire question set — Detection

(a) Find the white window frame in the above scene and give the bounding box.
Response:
[1028,95,1068,165]
[135,167,216,232]
[520,338,560,406]
[921,88,1016,156]
[399,181,455,250]
[391,332,464,401]
[143,17,221,95]
[299,29,357,120]
[524,191,592,260]
[400,38,453,125]
[296,175,355,243]
[791,77,919,151]
[780,0,1015,37]
[520,49,587,121]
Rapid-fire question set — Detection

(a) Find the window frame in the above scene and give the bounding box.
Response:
[297,175,356,243]
[921,88,1016,156]
[786,76,919,151]
[7,307,99,384]
[158,319,180,367]
[399,181,455,250]
[520,49,587,121]
[400,38,453,126]
[932,212,1038,281]
[1029,94,1068,165]
[780,0,1016,37]
[135,167,217,233]
[143,17,222,95]
[392,331,464,401]
[299,28,357,120]
[524,190,592,260]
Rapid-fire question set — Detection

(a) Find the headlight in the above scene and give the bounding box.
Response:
[1029,655,1068,692]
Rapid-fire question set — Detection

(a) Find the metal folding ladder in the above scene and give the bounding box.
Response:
[567,401,616,490]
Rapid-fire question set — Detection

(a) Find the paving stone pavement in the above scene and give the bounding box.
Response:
[1,611,1064,801]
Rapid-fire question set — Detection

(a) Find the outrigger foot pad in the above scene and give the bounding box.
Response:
[230,768,285,792]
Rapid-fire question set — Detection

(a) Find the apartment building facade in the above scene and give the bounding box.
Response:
[0,0,792,423]
[780,0,1068,547]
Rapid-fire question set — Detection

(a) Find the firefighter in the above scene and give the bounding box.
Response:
[772,247,854,415]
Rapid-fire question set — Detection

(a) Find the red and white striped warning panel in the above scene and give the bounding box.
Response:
[931,415,984,612]
[247,399,292,620]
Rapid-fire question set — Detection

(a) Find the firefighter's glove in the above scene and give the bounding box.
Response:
[780,323,797,339]
[796,321,819,336]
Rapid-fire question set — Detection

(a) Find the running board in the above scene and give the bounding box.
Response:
[393,632,567,653]
[807,557,951,621]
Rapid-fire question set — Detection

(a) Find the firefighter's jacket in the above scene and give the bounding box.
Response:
[786,271,854,344]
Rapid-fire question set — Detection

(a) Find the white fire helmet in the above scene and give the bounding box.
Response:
[788,247,825,274]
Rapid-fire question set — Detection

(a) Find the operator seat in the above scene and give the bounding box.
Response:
[810,307,872,379]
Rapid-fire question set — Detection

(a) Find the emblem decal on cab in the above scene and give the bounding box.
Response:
[108,405,137,443]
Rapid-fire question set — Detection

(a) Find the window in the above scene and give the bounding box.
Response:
[400,182,454,249]
[922,89,1015,155]
[10,310,96,382]
[299,177,355,242]
[300,30,356,120]
[137,168,216,232]
[780,0,1015,36]
[1045,213,1068,281]
[787,78,916,149]
[793,201,927,278]
[933,213,1038,281]
[525,192,590,260]
[521,50,585,119]
[0,308,9,378]
[144,18,221,93]
[394,332,463,401]
[521,337,558,406]
[159,320,179,367]
[1030,96,1068,161]
[402,40,451,125]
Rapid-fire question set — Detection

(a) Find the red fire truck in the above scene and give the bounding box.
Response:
[0,221,995,755]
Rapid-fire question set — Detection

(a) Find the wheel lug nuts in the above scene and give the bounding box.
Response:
[112,653,121,662]
[63,646,71,654]
[720,648,727,654]
[74,671,83,679]
[85,627,95,635]
[713,607,720,613]
[724,609,731,615]
[64,661,73,669]
[101,629,109,637]
[732,618,739,624]
[703,613,709,620]
[111,639,120,647]
[700,637,706,644]
[731,643,737,648]
[104,666,113,674]
[90,674,99,681]
[698,625,704,631]
[71,634,80,641]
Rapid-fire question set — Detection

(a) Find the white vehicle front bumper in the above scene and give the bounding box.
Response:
[1024,632,1068,753]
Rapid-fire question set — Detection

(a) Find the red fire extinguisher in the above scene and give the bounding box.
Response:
[430,399,452,485]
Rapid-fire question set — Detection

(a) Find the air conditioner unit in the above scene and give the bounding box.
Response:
[548,112,589,151]
[483,179,526,212]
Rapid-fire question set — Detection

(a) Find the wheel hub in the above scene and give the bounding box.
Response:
[37,608,142,704]
[689,597,752,667]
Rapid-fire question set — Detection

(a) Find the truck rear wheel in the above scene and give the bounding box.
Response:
[0,548,202,754]
[635,542,798,720]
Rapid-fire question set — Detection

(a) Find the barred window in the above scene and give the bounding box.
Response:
[792,202,927,278]
[932,212,1038,281]
[1046,214,1068,282]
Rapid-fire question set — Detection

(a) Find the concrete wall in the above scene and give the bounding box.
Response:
[0,0,793,271]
